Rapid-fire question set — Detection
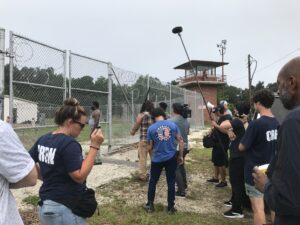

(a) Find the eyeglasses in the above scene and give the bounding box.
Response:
[73,120,86,129]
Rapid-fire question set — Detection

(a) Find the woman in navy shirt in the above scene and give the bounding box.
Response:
[30,98,104,225]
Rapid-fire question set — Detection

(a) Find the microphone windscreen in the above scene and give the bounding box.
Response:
[172,26,183,34]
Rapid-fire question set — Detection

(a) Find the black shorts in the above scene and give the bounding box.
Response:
[212,147,228,167]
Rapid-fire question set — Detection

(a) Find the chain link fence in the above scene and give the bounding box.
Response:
[10,33,66,125]
[69,52,110,148]
[111,66,204,148]
[1,29,204,151]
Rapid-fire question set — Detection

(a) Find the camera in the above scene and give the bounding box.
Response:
[182,104,192,119]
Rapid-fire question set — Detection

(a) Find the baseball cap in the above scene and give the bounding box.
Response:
[212,104,225,114]
[220,100,228,106]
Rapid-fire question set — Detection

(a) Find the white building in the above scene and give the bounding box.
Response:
[4,95,38,124]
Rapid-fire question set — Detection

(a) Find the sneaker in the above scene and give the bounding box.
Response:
[223,200,232,207]
[143,203,154,213]
[216,181,227,188]
[206,178,219,183]
[175,191,186,198]
[167,206,177,214]
[223,209,244,219]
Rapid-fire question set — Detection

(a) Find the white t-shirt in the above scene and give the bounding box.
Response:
[0,120,35,225]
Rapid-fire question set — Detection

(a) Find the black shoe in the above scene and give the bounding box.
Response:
[223,209,244,218]
[216,181,227,188]
[206,178,219,183]
[224,200,232,207]
[94,161,102,165]
[175,191,186,198]
[167,206,177,214]
[143,203,154,213]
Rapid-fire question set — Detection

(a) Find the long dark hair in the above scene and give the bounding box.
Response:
[140,100,154,114]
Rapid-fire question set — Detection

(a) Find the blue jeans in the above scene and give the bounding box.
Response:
[147,155,177,210]
[38,200,86,225]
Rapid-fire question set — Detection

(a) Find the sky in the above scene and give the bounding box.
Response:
[1,0,300,89]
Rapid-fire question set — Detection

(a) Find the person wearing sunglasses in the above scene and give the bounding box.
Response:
[29,98,104,225]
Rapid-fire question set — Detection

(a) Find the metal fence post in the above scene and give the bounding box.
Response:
[147,74,150,100]
[194,90,197,125]
[201,95,204,127]
[169,83,172,116]
[107,63,113,152]
[68,50,72,98]
[0,28,5,120]
[131,90,134,124]
[63,50,68,100]
[9,31,13,124]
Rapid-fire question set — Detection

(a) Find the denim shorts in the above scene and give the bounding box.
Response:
[38,200,86,225]
[245,183,264,198]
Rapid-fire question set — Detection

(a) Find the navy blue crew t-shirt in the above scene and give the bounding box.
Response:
[241,116,279,185]
[29,133,86,201]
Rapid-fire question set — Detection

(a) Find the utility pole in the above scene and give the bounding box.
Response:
[0,28,5,120]
[248,54,252,107]
[217,40,227,82]
[247,54,257,118]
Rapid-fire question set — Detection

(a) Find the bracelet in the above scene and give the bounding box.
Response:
[90,145,100,150]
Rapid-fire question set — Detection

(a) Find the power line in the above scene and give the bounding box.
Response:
[256,48,300,73]
[229,75,247,83]
[229,48,300,84]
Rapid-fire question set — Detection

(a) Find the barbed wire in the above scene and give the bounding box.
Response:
[112,65,142,85]
[14,40,34,64]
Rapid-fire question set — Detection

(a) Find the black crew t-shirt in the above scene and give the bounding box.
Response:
[229,118,245,159]
[241,116,279,185]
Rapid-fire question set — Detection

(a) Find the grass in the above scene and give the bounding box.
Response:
[86,148,253,225]
[20,147,254,225]
[88,203,250,225]
[15,120,134,150]
[22,195,39,206]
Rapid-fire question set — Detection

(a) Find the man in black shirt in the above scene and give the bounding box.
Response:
[210,104,232,187]
[239,89,279,225]
[253,57,300,225]
[214,103,250,218]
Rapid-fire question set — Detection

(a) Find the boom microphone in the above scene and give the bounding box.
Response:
[172,26,183,34]
[172,25,227,155]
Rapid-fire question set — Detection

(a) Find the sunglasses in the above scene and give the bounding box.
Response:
[73,120,86,129]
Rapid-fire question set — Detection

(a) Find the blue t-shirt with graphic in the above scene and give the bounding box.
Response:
[147,120,179,163]
[241,116,279,185]
[29,133,86,201]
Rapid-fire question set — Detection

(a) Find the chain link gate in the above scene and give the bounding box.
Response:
[69,52,111,151]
